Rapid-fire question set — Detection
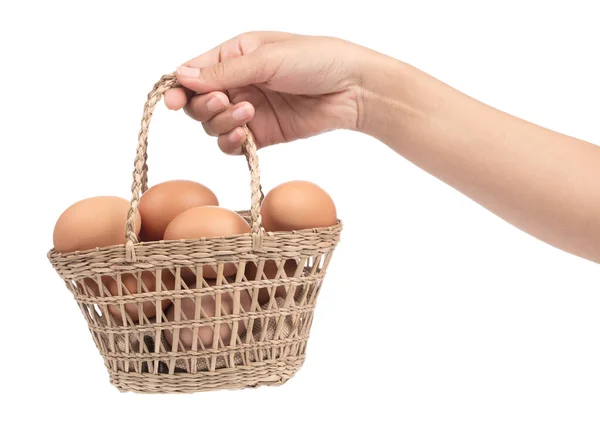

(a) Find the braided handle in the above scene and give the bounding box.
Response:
[125,73,264,262]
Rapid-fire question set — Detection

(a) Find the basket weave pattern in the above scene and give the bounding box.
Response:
[47,74,342,394]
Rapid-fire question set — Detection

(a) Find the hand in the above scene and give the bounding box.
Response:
[167,31,600,264]
[164,32,365,154]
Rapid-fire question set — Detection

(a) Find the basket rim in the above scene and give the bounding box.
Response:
[47,218,343,260]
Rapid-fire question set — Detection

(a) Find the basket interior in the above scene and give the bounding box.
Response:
[66,252,333,375]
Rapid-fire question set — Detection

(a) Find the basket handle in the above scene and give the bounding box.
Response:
[124,73,264,262]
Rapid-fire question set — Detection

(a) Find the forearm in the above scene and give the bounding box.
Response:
[358,52,600,263]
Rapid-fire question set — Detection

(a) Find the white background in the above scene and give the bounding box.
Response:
[1,1,599,422]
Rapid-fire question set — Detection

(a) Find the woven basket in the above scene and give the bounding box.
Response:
[47,73,342,394]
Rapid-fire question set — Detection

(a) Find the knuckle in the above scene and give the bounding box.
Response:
[209,62,227,81]
[202,122,217,137]
[217,136,231,153]
[184,103,203,122]
[189,98,208,120]
[237,32,260,47]
[183,105,195,119]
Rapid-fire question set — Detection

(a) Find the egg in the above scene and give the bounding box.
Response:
[245,260,298,304]
[163,206,251,278]
[138,180,218,242]
[164,290,252,349]
[80,270,176,323]
[260,180,337,232]
[53,196,141,253]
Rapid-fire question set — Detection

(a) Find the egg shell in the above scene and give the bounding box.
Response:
[261,180,337,232]
[245,260,298,304]
[138,180,219,242]
[80,270,175,323]
[163,206,251,278]
[164,290,252,349]
[53,196,141,253]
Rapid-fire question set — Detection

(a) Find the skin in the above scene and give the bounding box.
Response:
[164,31,600,264]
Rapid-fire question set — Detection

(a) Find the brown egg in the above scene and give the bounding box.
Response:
[245,260,298,304]
[164,291,252,349]
[80,270,176,323]
[138,180,218,242]
[163,206,251,278]
[261,180,337,232]
[53,196,141,253]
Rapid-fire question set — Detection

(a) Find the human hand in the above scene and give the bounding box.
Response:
[164,32,367,154]
[169,31,600,266]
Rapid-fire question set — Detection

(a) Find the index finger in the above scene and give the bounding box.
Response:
[164,31,294,108]
[163,41,226,109]
[183,31,293,69]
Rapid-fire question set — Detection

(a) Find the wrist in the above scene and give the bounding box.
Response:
[353,51,432,140]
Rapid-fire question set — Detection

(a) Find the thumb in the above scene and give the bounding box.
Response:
[175,50,272,93]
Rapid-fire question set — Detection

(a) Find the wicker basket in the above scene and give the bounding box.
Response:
[47,73,342,394]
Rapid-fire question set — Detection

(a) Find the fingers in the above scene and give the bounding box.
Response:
[217,127,247,155]
[163,46,222,110]
[176,48,275,93]
[164,87,188,110]
[202,102,255,136]
[164,47,267,109]
[183,91,230,122]
[165,32,293,109]
[181,93,255,155]
[183,31,293,68]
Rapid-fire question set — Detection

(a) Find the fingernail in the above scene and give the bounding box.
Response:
[206,95,228,112]
[176,66,200,78]
[232,104,252,122]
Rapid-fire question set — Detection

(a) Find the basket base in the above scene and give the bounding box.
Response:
[108,356,306,394]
